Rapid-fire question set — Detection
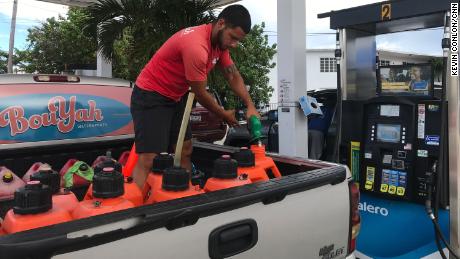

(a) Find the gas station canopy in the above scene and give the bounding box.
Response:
[38,0,239,7]
[318,0,452,34]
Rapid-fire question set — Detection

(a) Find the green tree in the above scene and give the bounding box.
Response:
[85,0,218,81]
[208,22,277,109]
[0,49,22,74]
[18,7,97,74]
[0,50,8,74]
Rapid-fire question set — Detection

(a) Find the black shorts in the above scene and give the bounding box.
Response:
[130,85,192,154]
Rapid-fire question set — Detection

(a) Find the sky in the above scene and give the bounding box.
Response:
[0,0,443,56]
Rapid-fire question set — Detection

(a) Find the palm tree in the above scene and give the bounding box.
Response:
[85,0,218,80]
[429,57,443,83]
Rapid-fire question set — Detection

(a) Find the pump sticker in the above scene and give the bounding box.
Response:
[351,142,360,182]
[403,143,412,150]
[381,169,406,196]
[428,105,439,112]
[417,150,428,157]
[388,170,398,194]
[380,169,389,193]
[425,135,440,146]
[365,166,375,191]
[397,172,407,196]
[417,104,425,139]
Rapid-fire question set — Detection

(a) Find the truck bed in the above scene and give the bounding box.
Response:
[0,142,352,259]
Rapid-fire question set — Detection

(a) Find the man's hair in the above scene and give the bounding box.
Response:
[217,5,251,34]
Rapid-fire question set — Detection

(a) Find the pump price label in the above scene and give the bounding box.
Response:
[417,104,426,139]
[365,166,375,190]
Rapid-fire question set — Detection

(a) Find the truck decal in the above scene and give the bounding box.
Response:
[0,94,131,142]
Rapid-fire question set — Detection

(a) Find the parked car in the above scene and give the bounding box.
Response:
[190,91,227,143]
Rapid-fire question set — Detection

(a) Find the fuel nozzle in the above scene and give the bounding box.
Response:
[425,160,438,218]
[248,115,263,146]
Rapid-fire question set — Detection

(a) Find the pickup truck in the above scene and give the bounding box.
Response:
[0,74,358,259]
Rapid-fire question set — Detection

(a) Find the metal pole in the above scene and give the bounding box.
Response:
[277,0,308,158]
[447,4,460,257]
[7,0,18,74]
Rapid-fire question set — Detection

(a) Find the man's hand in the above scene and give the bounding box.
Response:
[222,109,239,127]
[246,105,260,120]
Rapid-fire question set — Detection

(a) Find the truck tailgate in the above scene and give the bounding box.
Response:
[0,166,349,259]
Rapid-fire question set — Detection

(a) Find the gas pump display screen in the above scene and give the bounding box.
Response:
[378,64,433,96]
[376,124,401,143]
[380,105,400,117]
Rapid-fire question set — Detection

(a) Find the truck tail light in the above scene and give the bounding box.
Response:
[33,75,80,83]
[348,181,361,254]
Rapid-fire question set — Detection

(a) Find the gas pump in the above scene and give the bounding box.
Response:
[319,0,458,257]
[360,64,447,206]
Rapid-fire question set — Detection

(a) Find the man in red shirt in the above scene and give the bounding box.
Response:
[131,5,259,188]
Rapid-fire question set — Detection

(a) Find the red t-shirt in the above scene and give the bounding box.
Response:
[135,24,234,102]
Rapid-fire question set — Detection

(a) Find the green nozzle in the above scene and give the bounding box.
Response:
[248,115,262,142]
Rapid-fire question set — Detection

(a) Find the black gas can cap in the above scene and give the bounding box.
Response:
[152,153,174,174]
[233,147,255,167]
[213,155,238,179]
[13,181,52,215]
[30,166,61,194]
[92,167,124,199]
[162,167,189,191]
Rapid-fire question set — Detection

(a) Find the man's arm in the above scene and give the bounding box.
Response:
[187,80,239,127]
[221,64,260,118]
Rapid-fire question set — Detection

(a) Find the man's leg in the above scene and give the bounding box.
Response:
[308,130,325,160]
[132,153,156,189]
[130,85,176,189]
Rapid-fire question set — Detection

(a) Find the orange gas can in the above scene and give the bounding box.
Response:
[233,147,269,182]
[204,155,252,192]
[73,167,134,219]
[86,153,142,206]
[2,181,73,234]
[84,177,143,207]
[147,167,203,204]
[118,150,131,166]
[30,166,79,213]
[250,145,281,179]
[122,144,138,177]
[142,153,174,201]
